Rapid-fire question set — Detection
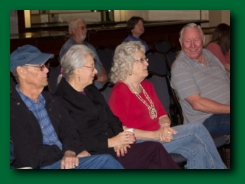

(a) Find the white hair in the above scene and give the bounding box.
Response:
[179,23,204,42]
[110,41,145,84]
[57,44,95,84]
[68,17,85,35]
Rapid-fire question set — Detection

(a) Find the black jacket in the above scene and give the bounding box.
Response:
[55,78,123,158]
[10,86,85,169]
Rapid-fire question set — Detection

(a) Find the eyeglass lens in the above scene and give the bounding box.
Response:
[41,63,50,71]
[137,58,148,62]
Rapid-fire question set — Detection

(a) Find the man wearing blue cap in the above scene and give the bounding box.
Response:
[10,45,124,169]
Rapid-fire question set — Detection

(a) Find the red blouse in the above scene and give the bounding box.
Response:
[108,80,167,131]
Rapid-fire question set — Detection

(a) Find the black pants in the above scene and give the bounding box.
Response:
[117,141,180,169]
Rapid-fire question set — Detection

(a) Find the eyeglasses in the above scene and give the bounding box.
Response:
[24,63,50,71]
[76,26,87,31]
[83,65,95,71]
[136,57,148,63]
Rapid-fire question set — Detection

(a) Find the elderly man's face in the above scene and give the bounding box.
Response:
[180,28,205,62]
[74,21,87,42]
[19,63,49,90]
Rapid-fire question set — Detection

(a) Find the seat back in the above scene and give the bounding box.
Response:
[154,40,172,53]
[146,75,170,114]
[147,50,167,76]
[146,50,183,125]
[47,66,61,94]
[96,47,114,74]
[146,42,153,50]
[166,48,178,73]
[100,82,114,103]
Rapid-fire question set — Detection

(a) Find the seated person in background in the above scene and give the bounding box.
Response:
[108,41,226,169]
[10,45,123,169]
[55,44,179,169]
[60,17,108,89]
[171,23,230,135]
[123,16,149,51]
[206,23,230,75]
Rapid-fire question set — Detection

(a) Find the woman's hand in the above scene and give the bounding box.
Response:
[114,144,131,157]
[60,150,79,169]
[77,150,91,158]
[108,132,135,148]
[158,127,178,143]
[159,115,171,127]
[122,126,128,130]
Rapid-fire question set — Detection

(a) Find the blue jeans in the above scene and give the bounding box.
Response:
[203,114,230,135]
[40,154,124,169]
[137,123,226,169]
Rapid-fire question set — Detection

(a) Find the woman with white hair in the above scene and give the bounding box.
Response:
[55,44,180,169]
[108,41,227,169]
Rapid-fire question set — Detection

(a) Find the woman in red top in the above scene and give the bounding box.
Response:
[108,41,226,169]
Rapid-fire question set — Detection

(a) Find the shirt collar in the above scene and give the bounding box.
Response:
[15,84,45,107]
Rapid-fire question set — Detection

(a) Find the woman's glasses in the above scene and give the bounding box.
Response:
[136,58,148,63]
[24,62,50,71]
[83,65,95,71]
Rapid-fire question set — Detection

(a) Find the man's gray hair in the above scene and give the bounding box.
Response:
[68,17,85,34]
[179,23,204,41]
[110,41,145,84]
[11,70,19,84]
[57,44,95,84]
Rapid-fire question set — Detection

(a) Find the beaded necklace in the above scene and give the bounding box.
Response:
[128,83,157,119]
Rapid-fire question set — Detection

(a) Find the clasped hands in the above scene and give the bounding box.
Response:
[158,123,178,143]
[110,131,135,157]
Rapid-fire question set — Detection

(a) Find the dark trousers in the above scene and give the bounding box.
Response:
[117,141,180,169]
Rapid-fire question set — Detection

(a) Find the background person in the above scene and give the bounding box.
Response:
[171,23,230,135]
[55,44,179,169]
[206,23,230,75]
[123,16,149,51]
[108,41,226,169]
[10,44,123,169]
[60,17,108,89]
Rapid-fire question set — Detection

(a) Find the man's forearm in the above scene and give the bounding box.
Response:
[187,96,230,114]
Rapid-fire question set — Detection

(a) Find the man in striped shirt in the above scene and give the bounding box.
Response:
[171,23,230,135]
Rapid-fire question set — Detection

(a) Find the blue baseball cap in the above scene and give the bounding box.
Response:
[10,45,54,72]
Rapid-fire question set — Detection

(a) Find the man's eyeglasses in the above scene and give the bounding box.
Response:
[136,58,149,63]
[76,26,87,31]
[24,63,50,71]
[83,65,95,71]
